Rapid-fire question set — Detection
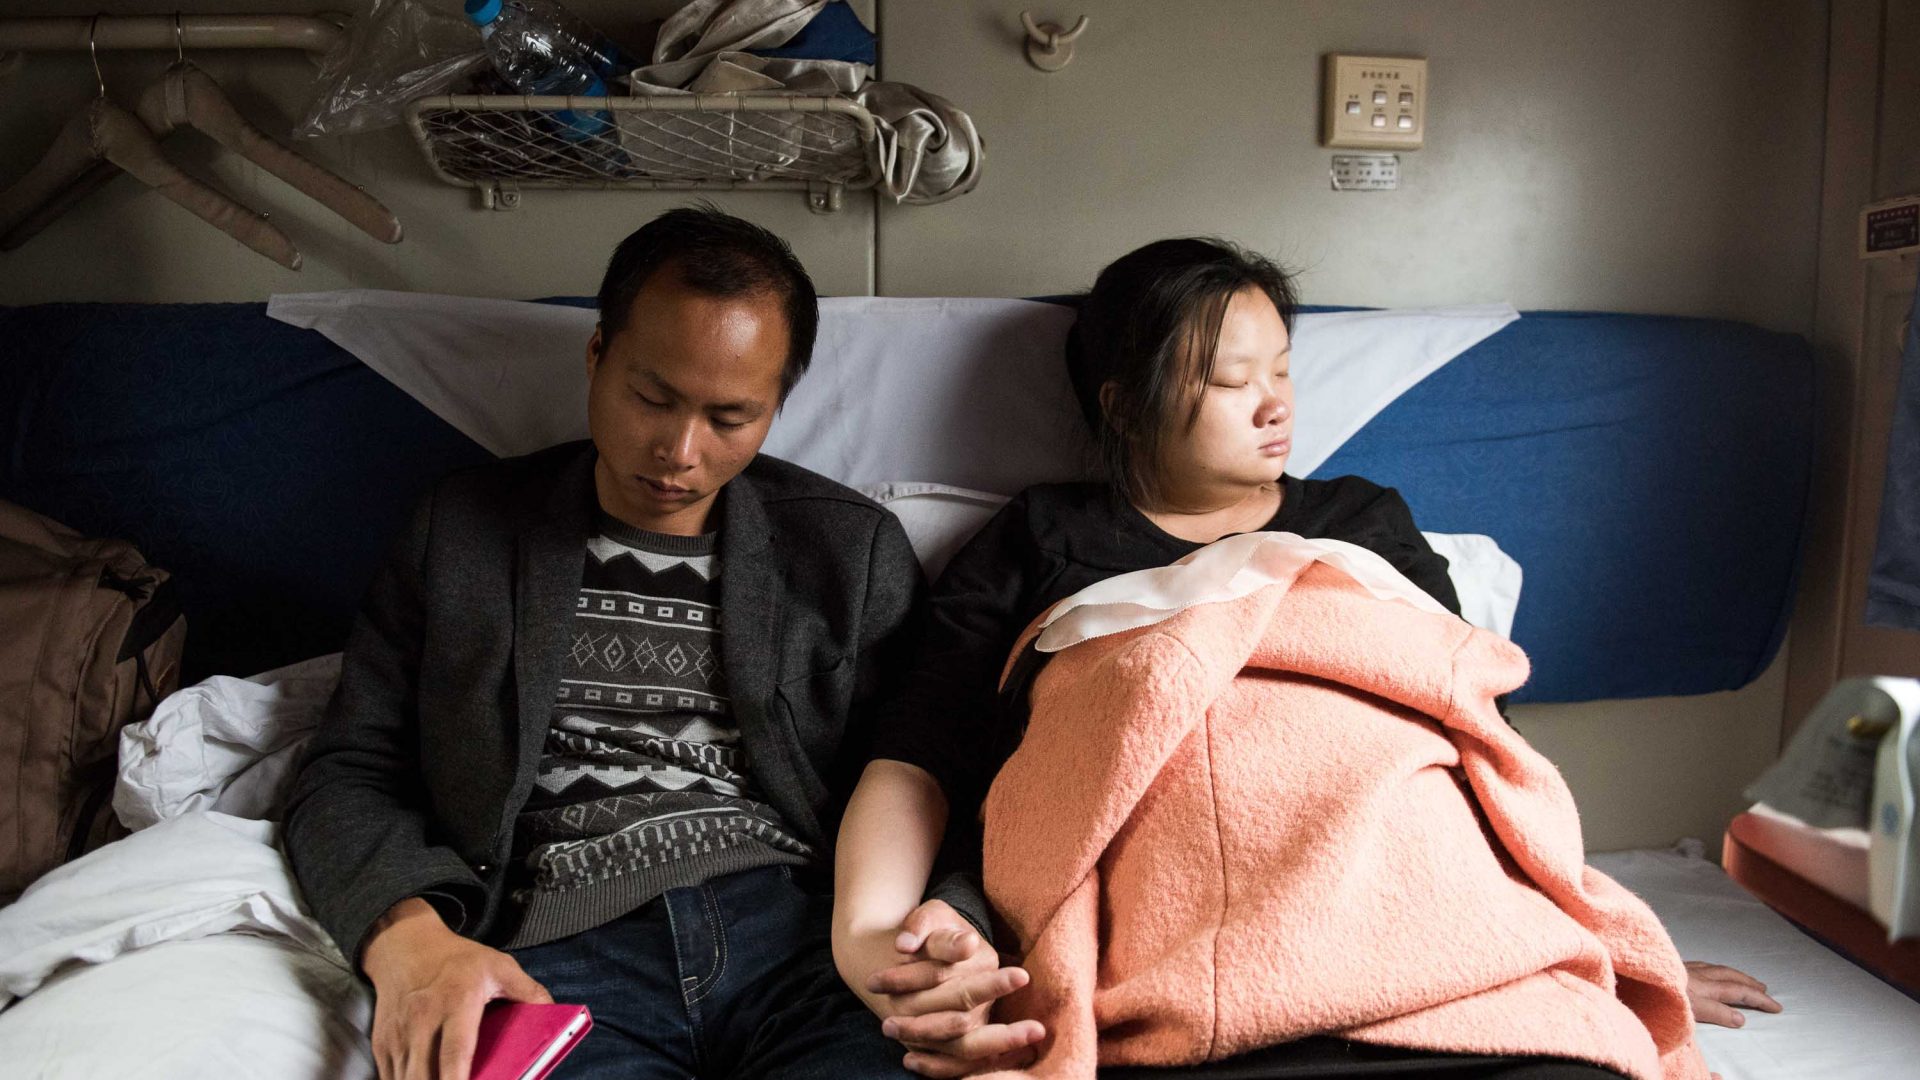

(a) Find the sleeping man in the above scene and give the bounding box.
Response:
[283,206,1024,1080]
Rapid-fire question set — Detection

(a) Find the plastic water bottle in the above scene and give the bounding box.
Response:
[465,0,639,143]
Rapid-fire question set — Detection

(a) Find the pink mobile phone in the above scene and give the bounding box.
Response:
[469,1001,593,1080]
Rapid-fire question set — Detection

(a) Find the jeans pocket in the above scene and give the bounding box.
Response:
[669,884,729,1005]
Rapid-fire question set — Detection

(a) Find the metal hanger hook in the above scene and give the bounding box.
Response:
[1020,12,1089,50]
[1019,12,1088,72]
[87,12,105,96]
[174,12,186,63]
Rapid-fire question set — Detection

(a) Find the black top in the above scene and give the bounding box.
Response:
[870,474,1460,827]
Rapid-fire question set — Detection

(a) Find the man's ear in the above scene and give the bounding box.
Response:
[586,325,605,378]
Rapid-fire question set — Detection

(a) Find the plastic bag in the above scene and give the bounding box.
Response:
[295,0,488,138]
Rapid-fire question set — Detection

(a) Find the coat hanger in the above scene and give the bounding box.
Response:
[0,15,301,266]
[130,16,402,245]
[0,15,402,264]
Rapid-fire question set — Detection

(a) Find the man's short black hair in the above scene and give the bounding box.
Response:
[597,204,819,399]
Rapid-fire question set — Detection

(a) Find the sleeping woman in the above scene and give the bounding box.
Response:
[831,237,1780,1079]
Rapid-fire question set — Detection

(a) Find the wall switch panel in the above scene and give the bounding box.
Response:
[1323,54,1427,150]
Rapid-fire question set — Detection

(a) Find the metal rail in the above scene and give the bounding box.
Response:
[0,15,344,56]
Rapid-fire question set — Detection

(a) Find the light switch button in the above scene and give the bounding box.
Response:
[1371,114,1386,128]
[1400,92,1414,106]
[1346,100,1361,115]
[1397,115,1414,129]
[1372,90,1387,105]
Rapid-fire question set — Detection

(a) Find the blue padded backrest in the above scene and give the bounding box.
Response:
[1319,311,1813,702]
[0,303,492,682]
[1,302,1813,703]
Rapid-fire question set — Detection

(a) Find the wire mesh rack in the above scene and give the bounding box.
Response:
[404,93,884,212]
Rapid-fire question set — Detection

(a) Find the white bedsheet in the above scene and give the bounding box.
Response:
[1592,847,1920,1080]
[263,290,1516,487]
[0,812,373,1079]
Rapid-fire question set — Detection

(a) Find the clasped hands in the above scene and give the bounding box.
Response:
[860,899,1046,1078]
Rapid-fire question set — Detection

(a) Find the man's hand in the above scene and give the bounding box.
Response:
[866,899,1046,1078]
[360,898,554,1080]
[1685,960,1782,1028]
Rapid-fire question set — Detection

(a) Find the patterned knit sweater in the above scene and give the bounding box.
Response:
[504,514,811,947]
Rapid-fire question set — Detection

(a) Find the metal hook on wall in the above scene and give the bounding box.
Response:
[1020,11,1088,73]
[173,12,185,63]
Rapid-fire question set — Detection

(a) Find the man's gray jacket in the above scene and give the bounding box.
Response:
[284,441,979,963]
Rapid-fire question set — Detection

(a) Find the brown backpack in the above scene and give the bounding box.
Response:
[0,500,185,904]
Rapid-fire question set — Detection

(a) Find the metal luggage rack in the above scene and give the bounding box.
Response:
[404,93,883,213]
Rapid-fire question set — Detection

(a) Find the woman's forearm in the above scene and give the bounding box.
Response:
[833,758,949,1013]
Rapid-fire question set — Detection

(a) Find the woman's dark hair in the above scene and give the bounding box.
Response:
[597,203,819,399]
[1065,237,1299,506]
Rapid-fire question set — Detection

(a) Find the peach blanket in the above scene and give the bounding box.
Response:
[982,557,1706,1080]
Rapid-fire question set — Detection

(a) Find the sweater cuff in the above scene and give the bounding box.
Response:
[928,870,994,946]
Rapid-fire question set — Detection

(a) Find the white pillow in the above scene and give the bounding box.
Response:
[266,290,1516,487]
[861,482,1521,637]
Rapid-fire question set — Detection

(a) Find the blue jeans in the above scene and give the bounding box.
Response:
[510,865,912,1080]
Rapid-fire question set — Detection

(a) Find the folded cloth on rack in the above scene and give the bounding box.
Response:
[636,0,838,88]
[980,540,1707,1080]
[625,63,975,200]
[673,51,867,94]
[855,81,982,203]
[626,1,978,201]
[624,51,872,182]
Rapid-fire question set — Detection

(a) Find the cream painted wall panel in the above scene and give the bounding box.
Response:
[0,1,875,302]
[874,0,1824,332]
[1512,653,1789,853]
